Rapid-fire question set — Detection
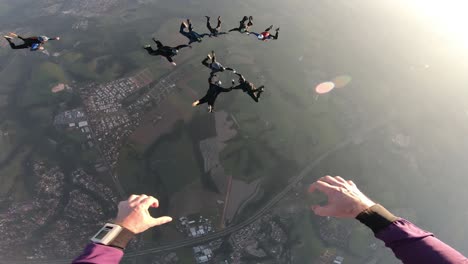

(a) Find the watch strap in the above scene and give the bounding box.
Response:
[108,227,135,250]
[356,204,398,234]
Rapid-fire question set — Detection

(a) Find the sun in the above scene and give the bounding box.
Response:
[407,0,468,48]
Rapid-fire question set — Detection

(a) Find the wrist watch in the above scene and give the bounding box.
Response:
[91,223,135,250]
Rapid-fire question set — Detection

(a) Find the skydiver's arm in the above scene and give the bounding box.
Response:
[235,73,246,82]
[358,205,468,264]
[164,56,174,63]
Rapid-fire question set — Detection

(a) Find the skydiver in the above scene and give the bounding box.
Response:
[228,16,253,33]
[143,38,190,66]
[205,16,227,37]
[3,32,60,51]
[231,73,265,103]
[192,73,233,113]
[202,50,236,73]
[180,19,208,44]
[250,25,280,41]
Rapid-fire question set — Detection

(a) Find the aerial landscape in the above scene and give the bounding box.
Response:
[1,0,468,263]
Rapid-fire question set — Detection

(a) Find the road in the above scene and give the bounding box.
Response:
[3,121,386,264]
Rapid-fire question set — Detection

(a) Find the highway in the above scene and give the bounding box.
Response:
[3,121,386,264]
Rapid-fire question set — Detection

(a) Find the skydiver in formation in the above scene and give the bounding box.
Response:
[180,19,208,44]
[205,16,227,37]
[231,73,265,102]
[228,16,253,33]
[251,25,280,41]
[202,50,236,73]
[4,32,60,51]
[143,38,190,66]
[192,73,233,113]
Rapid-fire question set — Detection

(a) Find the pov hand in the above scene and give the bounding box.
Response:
[308,176,376,218]
[114,194,172,234]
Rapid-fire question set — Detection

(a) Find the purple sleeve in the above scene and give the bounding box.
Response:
[376,219,467,264]
[72,243,123,264]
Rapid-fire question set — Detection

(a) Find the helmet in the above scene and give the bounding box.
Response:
[257,34,264,40]
[171,49,179,55]
[216,80,222,86]
[38,36,49,42]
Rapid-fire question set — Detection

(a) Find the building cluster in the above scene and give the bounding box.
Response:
[71,168,119,206]
[125,67,185,117]
[193,245,214,263]
[0,162,65,259]
[80,78,141,166]
[177,215,214,238]
[228,214,289,263]
[78,69,159,168]
[54,108,95,149]
[317,217,353,248]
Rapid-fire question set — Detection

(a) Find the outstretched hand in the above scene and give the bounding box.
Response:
[308,176,375,218]
[114,194,172,234]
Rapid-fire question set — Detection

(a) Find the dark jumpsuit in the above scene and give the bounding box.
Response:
[206,17,227,37]
[232,73,264,102]
[196,74,232,108]
[228,16,253,33]
[5,36,57,50]
[201,53,234,73]
[179,22,207,44]
[144,39,189,63]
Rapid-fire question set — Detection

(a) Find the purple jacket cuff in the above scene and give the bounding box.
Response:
[72,243,124,264]
[376,219,468,264]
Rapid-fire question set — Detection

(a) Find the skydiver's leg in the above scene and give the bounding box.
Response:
[4,37,27,49]
[206,16,214,32]
[271,28,280,40]
[143,45,155,54]
[247,90,259,102]
[255,85,265,99]
[180,22,186,33]
[193,96,209,106]
[215,16,222,31]
[188,20,194,32]
[153,38,163,49]
[228,27,240,32]
[211,51,216,64]
[202,56,211,68]
[264,25,273,32]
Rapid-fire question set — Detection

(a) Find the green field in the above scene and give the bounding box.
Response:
[148,127,201,195]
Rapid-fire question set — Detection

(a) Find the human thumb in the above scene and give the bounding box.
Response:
[150,216,173,227]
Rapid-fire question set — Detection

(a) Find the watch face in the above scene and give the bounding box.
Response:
[95,229,110,240]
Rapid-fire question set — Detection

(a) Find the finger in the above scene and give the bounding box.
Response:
[320,175,345,188]
[128,194,139,202]
[135,194,148,204]
[347,180,356,187]
[311,205,334,217]
[335,176,347,184]
[150,216,173,227]
[308,180,334,195]
[140,196,159,208]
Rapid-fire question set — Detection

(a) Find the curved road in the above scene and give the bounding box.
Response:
[3,121,385,264]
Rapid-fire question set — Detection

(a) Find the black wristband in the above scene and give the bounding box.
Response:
[108,227,135,250]
[356,204,398,234]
